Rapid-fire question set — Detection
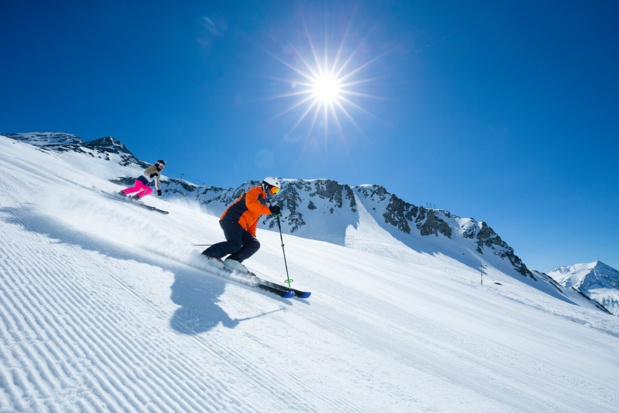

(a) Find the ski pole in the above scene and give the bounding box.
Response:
[276,215,293,288]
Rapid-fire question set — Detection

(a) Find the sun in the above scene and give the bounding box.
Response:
[264,23,380,141]
[311,72,343,104]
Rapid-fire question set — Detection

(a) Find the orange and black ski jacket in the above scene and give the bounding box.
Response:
[220,185,271,237]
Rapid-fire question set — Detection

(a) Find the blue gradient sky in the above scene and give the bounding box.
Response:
[2,0,618,272]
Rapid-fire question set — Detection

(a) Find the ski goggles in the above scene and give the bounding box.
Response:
[270,186,280,195]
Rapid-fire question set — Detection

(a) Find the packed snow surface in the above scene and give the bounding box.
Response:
[1,135,619,412]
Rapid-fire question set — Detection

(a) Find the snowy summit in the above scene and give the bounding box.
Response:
[549,261,619,315]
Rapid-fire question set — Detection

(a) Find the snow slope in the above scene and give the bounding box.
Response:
[1,135,619,413]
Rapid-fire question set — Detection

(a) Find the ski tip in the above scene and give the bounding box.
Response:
[282,291,295,299]
[296,291,311,299]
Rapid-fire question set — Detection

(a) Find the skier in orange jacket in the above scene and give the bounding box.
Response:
[202,177,282,272]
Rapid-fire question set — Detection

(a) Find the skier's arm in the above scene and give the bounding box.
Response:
[244,186,271,215]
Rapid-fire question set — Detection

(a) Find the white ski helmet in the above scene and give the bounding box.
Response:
[262,177,281,194]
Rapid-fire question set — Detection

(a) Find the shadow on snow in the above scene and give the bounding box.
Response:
[0,206,281,336]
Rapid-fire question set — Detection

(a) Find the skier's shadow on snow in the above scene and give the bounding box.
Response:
[0,206,253,335]
[169,268,286,335]
[169,272,240,334]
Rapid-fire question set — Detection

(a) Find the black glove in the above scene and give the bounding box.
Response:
[269,205,281,215]
[157,189,162,196]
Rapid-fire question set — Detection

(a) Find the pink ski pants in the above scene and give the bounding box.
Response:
[122,180,153,198]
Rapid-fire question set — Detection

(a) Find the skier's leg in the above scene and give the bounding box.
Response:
[227,231,260,263]
[202,220,244,259]
[137,183,153,198]
[122,180,142,195]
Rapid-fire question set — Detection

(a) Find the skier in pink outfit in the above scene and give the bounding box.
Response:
[121,160,166,199]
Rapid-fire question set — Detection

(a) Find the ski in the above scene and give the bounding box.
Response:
[100,190,169,214]
[200,261,311,299]
[132,202,169,214]
[254,282,296,299]
[255,277,311,298]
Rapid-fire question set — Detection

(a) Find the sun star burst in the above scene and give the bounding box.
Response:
[311,72,343,104]
[265,25,379,141]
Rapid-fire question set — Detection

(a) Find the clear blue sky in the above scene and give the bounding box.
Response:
[2,0,618,273]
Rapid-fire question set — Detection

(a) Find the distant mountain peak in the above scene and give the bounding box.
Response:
[548,261,619,315]
[4,132,146,168]
[2,131,83,146]
[84,136,127,150]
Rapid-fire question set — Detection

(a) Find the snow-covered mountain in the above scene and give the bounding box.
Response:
[5,133,532,275]
[2,132,619,412]
[548,261,619,315]
[2,132,148,168]
[180,179,535,280]
[6,131,619,315]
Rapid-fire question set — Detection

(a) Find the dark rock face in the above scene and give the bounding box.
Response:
[273,180,357,233]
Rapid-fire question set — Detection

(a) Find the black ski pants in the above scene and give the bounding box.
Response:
[202,219,260,263]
